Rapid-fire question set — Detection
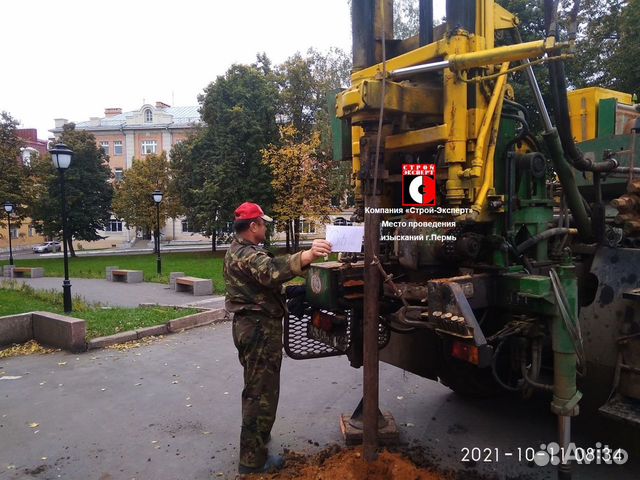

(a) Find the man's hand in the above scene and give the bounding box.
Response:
[300,239,332,267]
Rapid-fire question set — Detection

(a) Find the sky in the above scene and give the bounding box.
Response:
[1,0,446,140]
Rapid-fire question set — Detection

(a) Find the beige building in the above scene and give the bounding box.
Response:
[51,102,204,250]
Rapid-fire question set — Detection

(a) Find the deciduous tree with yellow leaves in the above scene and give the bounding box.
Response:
[261,125,332,252]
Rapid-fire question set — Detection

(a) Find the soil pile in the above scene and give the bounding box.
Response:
[245,445,446,480]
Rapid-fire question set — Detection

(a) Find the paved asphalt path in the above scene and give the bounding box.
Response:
[8,277,225,310]
[1,321,638,480]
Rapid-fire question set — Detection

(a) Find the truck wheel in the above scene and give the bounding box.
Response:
[437,357,502,398]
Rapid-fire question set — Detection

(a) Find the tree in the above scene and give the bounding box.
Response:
[276,48,353,214]
[0,112,29,228]
[276,48,351,138]
[581,0,640,95]
[195,60,280,234]
[112,152,181,247]
[393,0,420,39]
[29,124,113,257]
[262,125,332,252]
[170,131,224,251]
[613,0,640,95]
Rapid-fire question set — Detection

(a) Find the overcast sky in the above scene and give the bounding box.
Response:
[1,0,446,140]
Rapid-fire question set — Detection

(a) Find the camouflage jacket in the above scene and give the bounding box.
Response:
[224,235,308,318]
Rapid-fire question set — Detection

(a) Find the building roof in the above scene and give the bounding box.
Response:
[52,104,201,133]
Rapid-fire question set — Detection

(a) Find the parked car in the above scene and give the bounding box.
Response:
[32,241,62,253]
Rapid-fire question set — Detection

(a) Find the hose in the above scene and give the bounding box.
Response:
[549,268,587,371]
[380,315,417,334]
[520,345,554,392]
[515,227,578,255]
[501,113,530,133]
[491,338,524,392]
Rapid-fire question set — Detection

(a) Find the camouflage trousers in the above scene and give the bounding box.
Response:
[232,311,283,468]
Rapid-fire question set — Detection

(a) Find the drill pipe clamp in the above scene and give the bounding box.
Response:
[551,390,582,417]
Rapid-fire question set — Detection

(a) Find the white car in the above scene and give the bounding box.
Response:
[32,241,62,253]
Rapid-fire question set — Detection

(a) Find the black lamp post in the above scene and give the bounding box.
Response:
[49,143,74,313]
[3,201,15,267]
[152,190,163,275]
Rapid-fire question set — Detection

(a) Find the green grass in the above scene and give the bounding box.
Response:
[0,282,197,339]
[79,306,198,339]
[0,249,337,294]
[1,251,227,294]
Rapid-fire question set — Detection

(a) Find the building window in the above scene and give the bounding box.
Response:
[100,141,109,155]
[21,148,36,166]
[10,227,19,239]
[181,220,193,233]
[114,168,123,181]
[114,141,123,156]
[300,220,316,234]
[105,219,123,232]
[141,141,157,155]
[28,225,35,237]
[144,109,153,123]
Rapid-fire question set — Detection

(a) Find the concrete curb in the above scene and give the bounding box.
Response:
[86,307,229,350]
[0,311,86,353]
[1,307,229,353]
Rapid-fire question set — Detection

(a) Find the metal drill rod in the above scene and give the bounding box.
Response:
[522,58,554,132]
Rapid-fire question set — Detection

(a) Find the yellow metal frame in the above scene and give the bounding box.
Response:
[339,0,566,219]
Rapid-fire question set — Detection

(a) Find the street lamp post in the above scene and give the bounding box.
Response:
[49,143,74,313]
[3,201,15,267]
[152,190,163,275]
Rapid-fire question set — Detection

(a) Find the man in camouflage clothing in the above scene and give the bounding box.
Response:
[224,202,332,474]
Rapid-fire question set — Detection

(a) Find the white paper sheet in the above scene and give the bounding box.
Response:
[325,224,365,253]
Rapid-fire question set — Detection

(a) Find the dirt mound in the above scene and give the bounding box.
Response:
[245,445,447,480]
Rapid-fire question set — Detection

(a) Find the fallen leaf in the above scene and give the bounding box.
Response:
[0,341,58,359]
[186,404,192,407]
[202,431,211,435]
[135,383,142,386]
[28,422,39,428]
[100,388,106,391]
[223,392,229,395]
[57,362,67,366]
[171,381,178,384]
[0,376,22,380]
[396,396,404,400]
[41,457,47,460]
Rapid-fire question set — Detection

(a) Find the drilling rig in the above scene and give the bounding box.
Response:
[284,1,640,477]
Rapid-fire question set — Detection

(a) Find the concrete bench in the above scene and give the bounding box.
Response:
[109,269,143,283]
[169,272,185,289]
[175,276,213,296]
[4,266,45,278]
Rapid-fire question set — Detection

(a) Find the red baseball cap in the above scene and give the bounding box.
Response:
[234,202,273,222]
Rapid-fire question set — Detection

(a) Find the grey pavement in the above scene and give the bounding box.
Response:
[8,277,225,310]
[0,322,638,480]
